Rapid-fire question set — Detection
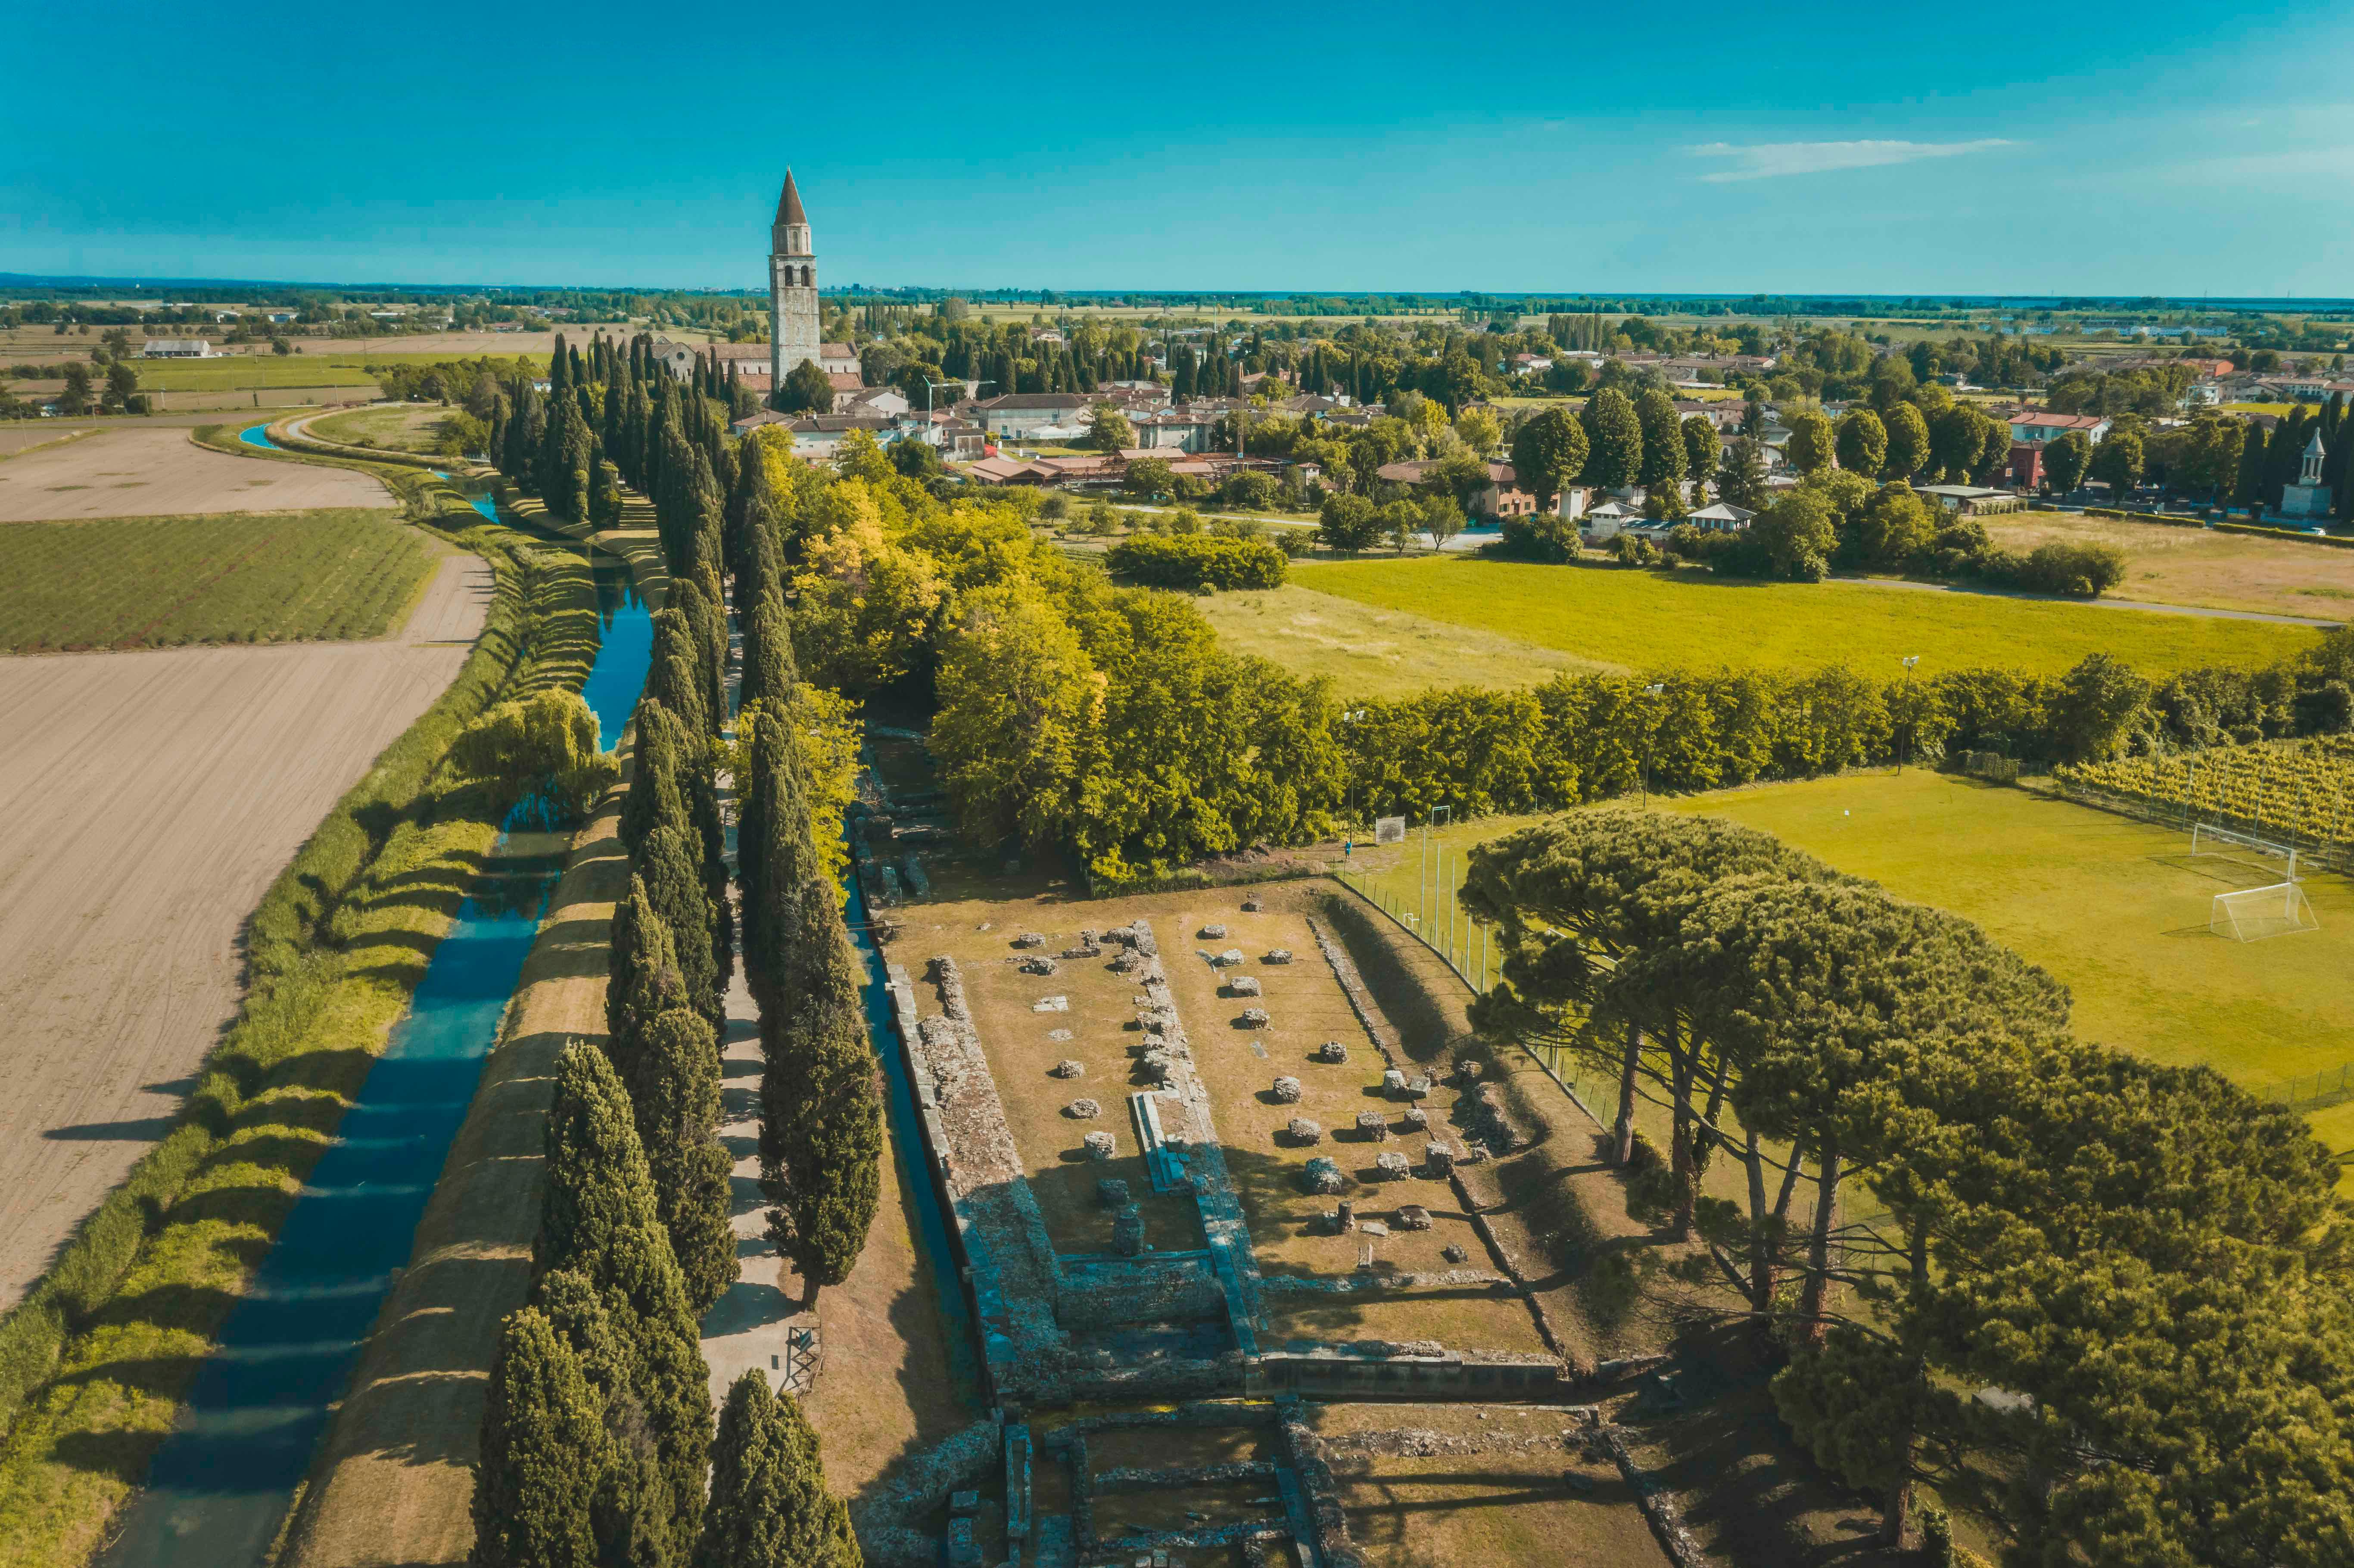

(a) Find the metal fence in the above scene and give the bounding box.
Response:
[2054,777,2354,877]
[2256,1063,2354,1111]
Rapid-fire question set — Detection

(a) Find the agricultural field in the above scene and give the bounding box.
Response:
[0,509,439,653]
[1979,509,2354,621]
[1293,555,2321,678]
[121,355,381,392]
[309,403,457,454]
[0,427,389,520]
[0,554,491,1307]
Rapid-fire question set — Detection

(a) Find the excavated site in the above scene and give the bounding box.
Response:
[844,746,1697,1568]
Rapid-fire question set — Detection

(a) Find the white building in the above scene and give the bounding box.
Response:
[141,339,217,358]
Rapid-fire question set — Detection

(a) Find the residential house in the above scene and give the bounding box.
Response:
[1685,502,1756,532]
[1372,458,1576,521]
[2005,410,2111,445]
[971,392,1092,439]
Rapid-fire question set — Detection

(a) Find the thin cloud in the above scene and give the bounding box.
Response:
[1691,138,2014,182]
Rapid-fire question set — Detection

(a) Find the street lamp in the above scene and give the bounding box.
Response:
[1640,683,1666,805]
[1899,656,1920,773]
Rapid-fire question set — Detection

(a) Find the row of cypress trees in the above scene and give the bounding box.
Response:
[472,334,869,1566]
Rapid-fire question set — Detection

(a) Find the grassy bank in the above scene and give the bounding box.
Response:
[0,469,600,1567]
[0,508,437,653]
[1294,555,2320,677]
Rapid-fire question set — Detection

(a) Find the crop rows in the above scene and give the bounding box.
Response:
[2060,735,2354,847]
[0,509,436,653]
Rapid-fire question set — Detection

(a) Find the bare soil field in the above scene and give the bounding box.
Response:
[0,426,97,457]
[0,427,389,521]
[1979,508,2354,621]
[0,556,489,1308]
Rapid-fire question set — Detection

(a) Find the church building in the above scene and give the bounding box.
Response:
[769,169,823,386]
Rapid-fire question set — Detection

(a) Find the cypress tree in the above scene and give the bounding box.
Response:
[641,824,721,1035]
[529,1270,678,1568]
[539,1045,712,1562]
[673,575,729,734]
[739,594,798,719]
[2264,407,2310,508]
[2236,421,2270,506]
[759,877,883,1297]
[695,1370,863,1568]
[605,874,687,1066]
[470,1307,608,1568]
[739,710,816,1015]
[645,610,711,740]
[625,1007,737,1315]
[734,498,784,618]
[621,699,692,858]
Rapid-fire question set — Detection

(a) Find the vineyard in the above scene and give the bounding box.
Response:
[0,509,436,652]
[2058,735,2354,857]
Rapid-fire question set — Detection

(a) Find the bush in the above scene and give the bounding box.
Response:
[1495,512,1581,562]
[1105,532,1288,591]
[2019,540,2127,597]
[1611,534,1660,567]
[1317,492,1381,551]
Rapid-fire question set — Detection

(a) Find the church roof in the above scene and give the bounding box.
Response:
[775,171,807,227]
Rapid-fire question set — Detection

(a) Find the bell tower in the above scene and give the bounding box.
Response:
[768,171,820,390]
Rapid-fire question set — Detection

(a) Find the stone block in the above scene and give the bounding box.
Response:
[1425,1143,1456,1176]
[1271,1076,1303,1103]
[1357,1111,1391,1140]
[1220,948,1246,967]
[1013,932,1046,949]
[1020,956,1057,975]
[1084,1131,1116,1161]
[1395,1204,1434,1231]
[1239,1007,1270,1028]
[1065,1099,1102,1119]
[1404,1076,1432,1099]
[949,1489,981,1518]
[1336,1198,1355,1231]
[1048,1028,1074,1042]
[1226,974,1262,997]
[1033,995,1069,1013]
[1140,1049,1174,1084]
[1263,948,1293,965]
[1400,1107,1429,1132]
[1241,895,1264,912]
[1113,1204,1146,1257]
[1286,1117,1322,1144]
[1382,1068,1408,1098]
[1054,1059,1086,1078]
[1302,1157,1346,1195]
[1316,1040,1349,1064]
[1442,1242,1469,1263]
[1200,923,1228,939]
[1096,1177,1130,1208]
[1376,1151,1412,1180]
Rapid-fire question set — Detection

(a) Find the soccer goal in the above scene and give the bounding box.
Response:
[2195,822,2320,940]
[2191,821,2299,884]
[2212,880,2320,941]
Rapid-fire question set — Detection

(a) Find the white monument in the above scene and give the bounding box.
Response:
[2281,430,2333,520]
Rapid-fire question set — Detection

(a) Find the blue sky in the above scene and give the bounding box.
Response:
[7,1,2352,295]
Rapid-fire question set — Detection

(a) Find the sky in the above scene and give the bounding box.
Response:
[7,1,2354,296]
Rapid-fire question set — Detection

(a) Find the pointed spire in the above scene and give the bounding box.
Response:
[775,171,806,228]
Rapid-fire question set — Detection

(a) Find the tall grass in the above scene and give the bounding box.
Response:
[0,469,602,1567]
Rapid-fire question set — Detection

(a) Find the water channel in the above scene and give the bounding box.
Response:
[100,523,654,1567]
[237,423,280,451]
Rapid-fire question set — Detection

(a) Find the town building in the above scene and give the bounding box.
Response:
[2005,410,2111,445]
[971,392,1091,439]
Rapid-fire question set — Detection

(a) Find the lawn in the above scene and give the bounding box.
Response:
[1340,772,2354,1153]
[1293,555,2320,678]
[1196,582,1612,694]
[125,357,383,392]
[309,404,455,455]
[0,508,436,652]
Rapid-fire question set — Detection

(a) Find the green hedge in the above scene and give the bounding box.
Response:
[1105,532,1288,590]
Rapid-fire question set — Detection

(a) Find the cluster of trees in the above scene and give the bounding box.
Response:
[1461,811,2354,1563]
[473,331,871,1566]
[1103,532,1287,590]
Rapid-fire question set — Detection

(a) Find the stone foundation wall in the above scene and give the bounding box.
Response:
[1057,1251,1224,1329]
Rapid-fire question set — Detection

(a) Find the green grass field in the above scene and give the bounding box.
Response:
[0,509,437,652]
[1293,556,2321,677]
[308,404,453,454]
[1340,771,2354,1169]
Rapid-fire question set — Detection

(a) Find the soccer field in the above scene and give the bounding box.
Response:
[1340,770,2354,1168]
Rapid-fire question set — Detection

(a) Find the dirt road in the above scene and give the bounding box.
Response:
[0,427,389,521]
[0,553,490,1308]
